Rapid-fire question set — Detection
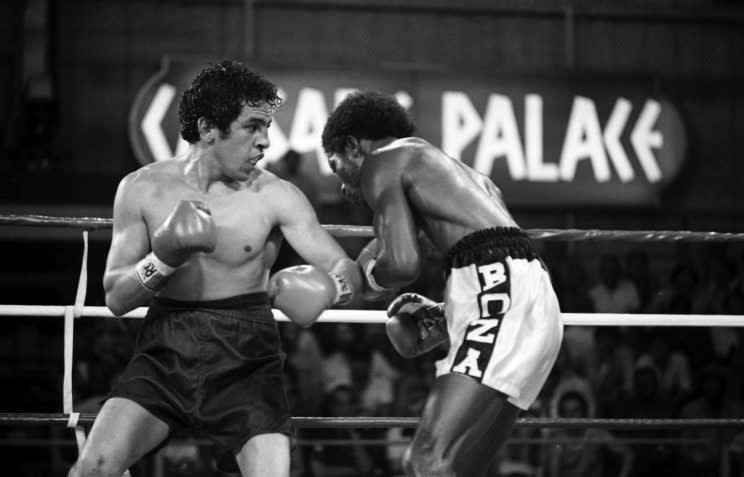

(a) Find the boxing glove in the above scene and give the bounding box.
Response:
[135,200,217,292]
[269,264,355,327]
[386,293,448,358]
[152,200,217,267]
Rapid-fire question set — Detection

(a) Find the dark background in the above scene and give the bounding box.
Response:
[0,0,743,303]
[1,1,744,476]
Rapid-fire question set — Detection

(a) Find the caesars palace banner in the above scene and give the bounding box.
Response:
[129,56,687,206]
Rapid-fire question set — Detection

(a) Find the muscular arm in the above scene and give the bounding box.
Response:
[103,175,154,316]
[275,180,362,300]
[276,181,348,271]
[364,166,421,289]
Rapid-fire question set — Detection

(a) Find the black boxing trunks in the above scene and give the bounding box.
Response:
[437,227,563,410]
[106,292,292,466]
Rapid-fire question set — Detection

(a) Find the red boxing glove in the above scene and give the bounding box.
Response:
[151,200,217,267]
[269,264,354,327]
[386,293,448,358]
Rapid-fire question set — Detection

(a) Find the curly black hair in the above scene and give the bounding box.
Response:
[179,59,282,143]
[321,91,416,157]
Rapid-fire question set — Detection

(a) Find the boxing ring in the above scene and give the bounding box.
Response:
[3,214,744,474]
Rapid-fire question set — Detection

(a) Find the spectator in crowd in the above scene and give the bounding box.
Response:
[691,255,733,315]
[588,254,641,314]
[648,263,698,315]
[281,323,325,416]
[707,291,744,365]
[636,334,692,405]
[359,324,400,416]
[625,250,653,311]
[679,364,743,477]
[547,377,634,477]
[647,264,715,367]
[307,384,378,477]
[555,260,594,313]
[591,327,635,415]
[564,254,640,384]
[612,360,676,477]
[321,323,366,392]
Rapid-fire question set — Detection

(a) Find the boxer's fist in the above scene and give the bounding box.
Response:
[386,293,448,358]
[152,200,217,267]
[269,265,352,327]
[356,239,398,302]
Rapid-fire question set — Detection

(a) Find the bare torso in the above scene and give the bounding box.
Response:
[362,138,517,254]
[133,160,284,300]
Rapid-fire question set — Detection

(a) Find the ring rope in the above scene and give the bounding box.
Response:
[0,436,714,450]
[0,436,712,448]
[63,231,89,457]
[4,216,744,455]
[2,305,742,327]
[3,414,744,429]
[3,214,744,242]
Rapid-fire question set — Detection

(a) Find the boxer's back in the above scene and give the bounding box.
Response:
[363,138,518,253]
[132,160,284,301]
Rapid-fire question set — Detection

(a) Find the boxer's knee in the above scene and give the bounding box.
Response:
[68,452,125,477]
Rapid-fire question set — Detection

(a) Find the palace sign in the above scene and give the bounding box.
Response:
[130,57,686,206]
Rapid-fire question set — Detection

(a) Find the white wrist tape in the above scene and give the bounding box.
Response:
[135,252,176,292]
[364,259,391,293]
[329,272,353,305]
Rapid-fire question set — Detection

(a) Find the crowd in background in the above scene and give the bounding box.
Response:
[2,155,744,476]
[4,236,744,477]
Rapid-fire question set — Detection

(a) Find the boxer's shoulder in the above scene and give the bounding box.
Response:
[254,170,306,203]
[370,137,426,160]
[123,160,182,189]
[115,161,189,217]
[361,139,437,196]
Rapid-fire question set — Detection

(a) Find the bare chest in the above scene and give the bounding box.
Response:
[143,185,279,264]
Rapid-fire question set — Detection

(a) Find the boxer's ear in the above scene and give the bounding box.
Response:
[198,117,216,144]
[344,136,361,158]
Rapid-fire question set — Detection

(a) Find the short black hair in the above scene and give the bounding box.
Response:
[321,91,416,157]
[179,59,282,143]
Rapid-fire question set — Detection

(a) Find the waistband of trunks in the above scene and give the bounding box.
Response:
[151,292,271,312]
[446,227,539,270]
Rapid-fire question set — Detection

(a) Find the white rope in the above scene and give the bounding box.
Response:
[63,306,75,412]
[2,305,743,326]
[66,412,79,428]
[64,231,89,455]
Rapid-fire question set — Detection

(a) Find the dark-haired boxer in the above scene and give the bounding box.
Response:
[69,60,361,477]
[323,91,563,477]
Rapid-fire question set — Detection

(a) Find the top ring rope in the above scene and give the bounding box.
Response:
[2,214,744,242]
[4,413,744,429]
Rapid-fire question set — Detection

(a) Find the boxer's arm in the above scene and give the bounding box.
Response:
[364,176,421,290]
[275,180,363,306]
[103,175,158,316]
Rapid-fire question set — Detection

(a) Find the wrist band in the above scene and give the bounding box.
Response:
[135,252,176,292]
[364,259,391,293]
[329,272,352,305]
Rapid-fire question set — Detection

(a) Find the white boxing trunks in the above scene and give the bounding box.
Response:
[436,227,563,410]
